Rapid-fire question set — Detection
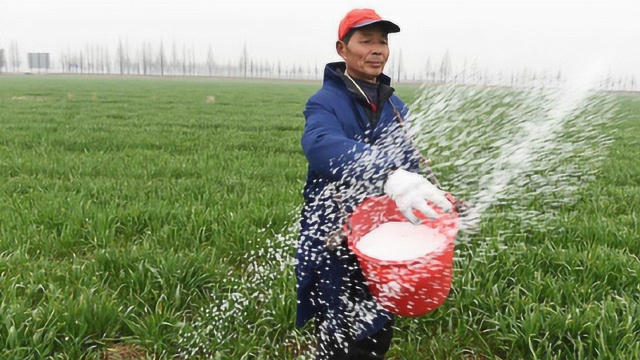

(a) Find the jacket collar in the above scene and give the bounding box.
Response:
[324,62,395,109]
[324,61,392,88]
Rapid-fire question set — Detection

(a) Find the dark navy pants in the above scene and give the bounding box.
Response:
[315,318,394,360]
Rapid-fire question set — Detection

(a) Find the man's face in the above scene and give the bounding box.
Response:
[337,26,390,83]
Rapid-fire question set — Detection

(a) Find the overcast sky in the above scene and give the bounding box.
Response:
[1,0,639,79]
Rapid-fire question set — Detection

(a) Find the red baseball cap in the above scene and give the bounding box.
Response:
[338,8,400,41]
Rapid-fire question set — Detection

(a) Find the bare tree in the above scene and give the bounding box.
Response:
[461,58,468,84]
[0,48,5,73]
[241,43,248,78]
[85,44,94,73]
[171,40,178,75]
[9,41,21,72]
[158,41,166,76]
[439,50,451,84]
[190,46,196,76]
[182,44,187,76]
[58,51,65,73]
[97,44,107,73]
[395,49,403,83]
[117,39,127,75]
[423,57,432,83]
[103,45,111,74]
[206,45,215,76]
[79,50,84,74]
[96,44,103,73]
[141,41,152,75]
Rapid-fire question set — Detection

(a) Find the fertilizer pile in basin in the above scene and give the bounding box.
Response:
[356,221,447,261]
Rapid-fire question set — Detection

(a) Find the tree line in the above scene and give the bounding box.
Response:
[0,39,637,91]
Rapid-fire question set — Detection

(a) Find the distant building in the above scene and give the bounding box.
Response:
[0,49,5,73]
[28,53,50,72]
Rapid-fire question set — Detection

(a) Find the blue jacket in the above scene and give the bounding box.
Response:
[296,62,421,340]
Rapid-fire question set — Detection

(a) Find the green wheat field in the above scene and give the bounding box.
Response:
[0,76,638,359]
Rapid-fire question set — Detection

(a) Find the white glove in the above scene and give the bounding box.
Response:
[384,169,453,224]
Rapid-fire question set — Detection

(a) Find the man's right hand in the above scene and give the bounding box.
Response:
[384,169,453,225]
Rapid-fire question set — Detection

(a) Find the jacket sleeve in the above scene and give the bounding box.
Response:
[301,99,398,184]
[392,97,423,173]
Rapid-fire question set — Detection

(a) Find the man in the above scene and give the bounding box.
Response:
[296,9,454,359]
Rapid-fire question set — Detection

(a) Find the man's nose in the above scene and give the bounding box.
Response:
[372,47,383,55]
[371,44,386,55]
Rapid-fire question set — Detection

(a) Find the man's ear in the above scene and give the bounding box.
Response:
[336,40,347,60]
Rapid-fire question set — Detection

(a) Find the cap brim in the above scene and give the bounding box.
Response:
[352,19,401,34]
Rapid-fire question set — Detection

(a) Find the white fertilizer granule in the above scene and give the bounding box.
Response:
[356,221,447,261]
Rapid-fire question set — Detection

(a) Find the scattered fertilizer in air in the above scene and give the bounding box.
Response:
[176,217,314,359]
[356,222,446,261]
[407,69,619,249]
